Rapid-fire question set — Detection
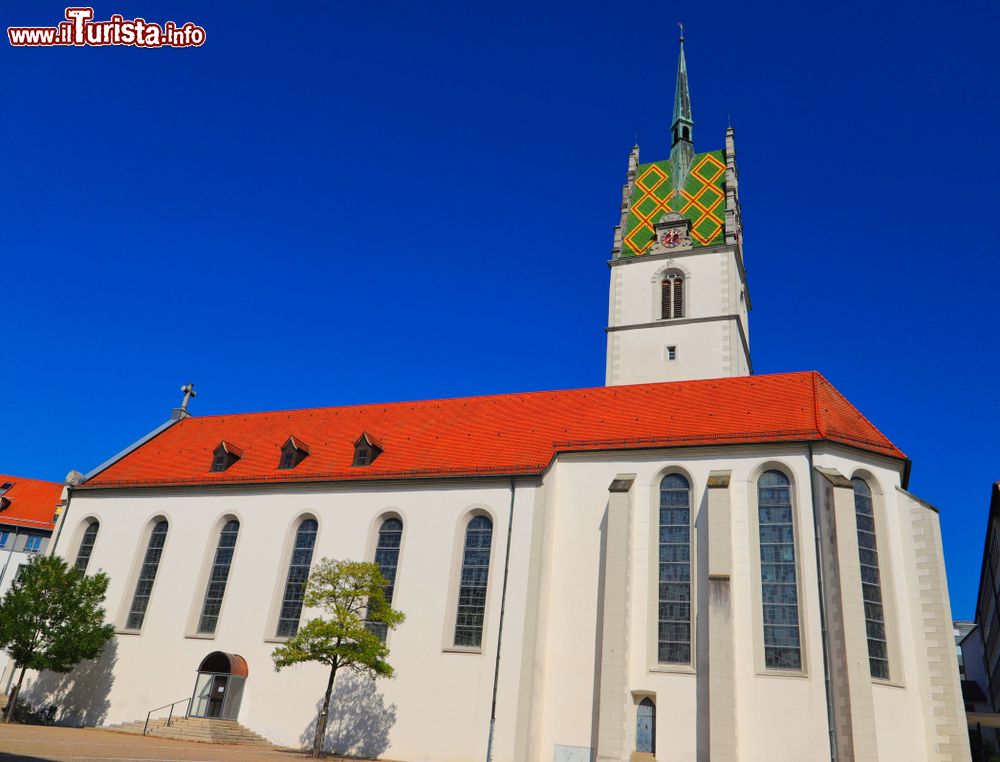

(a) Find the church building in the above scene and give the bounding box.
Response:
[36,36,968,762]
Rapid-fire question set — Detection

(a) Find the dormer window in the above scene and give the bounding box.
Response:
[210,441,243,473]
[0,482,12,495]
[279,436,310,470]
[0,497,10,512]
[353,432,383,467]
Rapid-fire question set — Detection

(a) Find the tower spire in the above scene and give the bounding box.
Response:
[670,24,695,193]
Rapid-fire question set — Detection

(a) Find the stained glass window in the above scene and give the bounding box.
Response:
[853,478,889,679]
[276,519,318,637]
[126,520,168,630]
[658,474,691,664]
[75,522,100,573]
[198,519,240,634]
[454,515,493,648]
[367,517,403,642]
[758,471,801,669]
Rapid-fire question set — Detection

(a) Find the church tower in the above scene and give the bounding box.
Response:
[606,30,750,385]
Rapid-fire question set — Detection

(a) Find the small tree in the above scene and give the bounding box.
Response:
[272,558,404,757]
[0,555,115,722]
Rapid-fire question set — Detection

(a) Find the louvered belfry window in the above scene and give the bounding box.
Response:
[661,273,684,320]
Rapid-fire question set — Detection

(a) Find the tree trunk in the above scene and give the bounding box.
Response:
[2,665,27,724]
[312,663,338,757]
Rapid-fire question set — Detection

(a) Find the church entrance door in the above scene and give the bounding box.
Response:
[189,652,248,721]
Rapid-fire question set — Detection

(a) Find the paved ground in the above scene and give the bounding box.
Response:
[0,725,368,762]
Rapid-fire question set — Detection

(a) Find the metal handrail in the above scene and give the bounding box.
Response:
[142,697,190,736]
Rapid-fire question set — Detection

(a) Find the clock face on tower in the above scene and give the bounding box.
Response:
[661,229,683,247]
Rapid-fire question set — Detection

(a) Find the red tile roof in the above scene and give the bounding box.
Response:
[0,474,62,530]
[81,372,905,489]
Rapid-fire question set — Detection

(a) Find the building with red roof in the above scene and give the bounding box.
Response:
[32,37,967,762]
[0,474,63,689]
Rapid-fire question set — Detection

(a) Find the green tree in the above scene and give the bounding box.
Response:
[0,555,115,723]
[272,558,404,757]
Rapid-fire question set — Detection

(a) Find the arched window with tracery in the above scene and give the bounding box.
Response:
[276,518,318,637]
[658,473,691,664]
[853,477,889,679]
[126,519,168,631]
[75,521,100,573]
[758,470,801,669]
[453,515,493,648]
[368,516,403,641]
[197,519,240,635]
[660,272,684,320]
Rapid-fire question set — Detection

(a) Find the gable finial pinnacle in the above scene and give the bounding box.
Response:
[173,382,197,419]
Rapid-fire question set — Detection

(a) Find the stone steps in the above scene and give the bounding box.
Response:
[103,716,274,746]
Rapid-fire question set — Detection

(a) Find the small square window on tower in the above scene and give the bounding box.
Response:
[666,345,677,361]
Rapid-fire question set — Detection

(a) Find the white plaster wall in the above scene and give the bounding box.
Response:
[811,445,933,761]
[48,480,538,762]
[609,250,733,327]
[605,247,750,384]
[530,447,832,761]
[608,320,735,386]
[36,440,959,762]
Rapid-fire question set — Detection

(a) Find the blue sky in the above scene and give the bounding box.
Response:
[2,1,997,616]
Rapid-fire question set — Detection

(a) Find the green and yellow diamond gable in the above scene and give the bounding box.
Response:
[621,149,726,257]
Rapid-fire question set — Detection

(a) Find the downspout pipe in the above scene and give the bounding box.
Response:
[486,477,517,762]
[808,444,837,761]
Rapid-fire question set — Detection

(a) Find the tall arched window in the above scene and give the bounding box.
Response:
[660,272,684,320]
[658,473,691,664]
[75,521,100,573]
[126,520,168,631]
[758,470,801,669]
[853,478,889,679]
[368,517,403,642]
[454,515,493,648]
[197,519,240,635]
[276,518,318,637]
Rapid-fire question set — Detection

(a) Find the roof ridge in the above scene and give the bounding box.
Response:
[171,371,817,422]
[84,371,906,490]
[812,371,904,454]
[810,371,824,436]
[0,472,61,486]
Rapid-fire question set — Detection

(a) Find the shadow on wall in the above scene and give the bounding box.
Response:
[298,672,397,758]
[24,638,118,727]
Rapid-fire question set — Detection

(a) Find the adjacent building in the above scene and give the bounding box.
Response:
[23,35,969,762]
[0,474,63,690]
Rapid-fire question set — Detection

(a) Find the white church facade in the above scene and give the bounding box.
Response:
[31,37,968,762]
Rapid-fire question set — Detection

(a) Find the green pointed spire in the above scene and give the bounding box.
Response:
[672,24,692,134]
[670,24,694,193]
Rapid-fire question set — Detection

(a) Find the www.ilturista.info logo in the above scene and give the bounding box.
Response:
[8,7,205,48]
